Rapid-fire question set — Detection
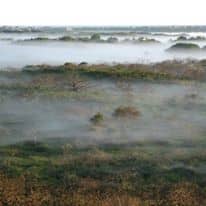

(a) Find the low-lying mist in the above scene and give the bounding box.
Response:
[1,31,206,69]
[1,78,206,146]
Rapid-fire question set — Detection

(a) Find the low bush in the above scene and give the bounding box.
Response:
[113,106,140,118]
[90,112,104,125]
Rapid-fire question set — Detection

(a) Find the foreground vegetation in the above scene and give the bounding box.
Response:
[1,60,206,205]
[0,138,206,206]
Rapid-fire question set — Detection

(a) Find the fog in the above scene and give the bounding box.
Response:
[1,79,206,145]
[1,31,206,69]
[1,29,206,146]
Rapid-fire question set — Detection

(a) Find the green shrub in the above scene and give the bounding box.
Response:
[90,112,104,125]
[90,34,101,41]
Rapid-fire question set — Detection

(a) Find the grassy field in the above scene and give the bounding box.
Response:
[0,61,206,205]
[0,138,206,206]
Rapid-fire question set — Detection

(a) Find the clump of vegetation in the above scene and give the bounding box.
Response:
[27,37,50,41]
[22,34,111,43]
[106,37,118,43]
[58,36,74,41]
[175,35,206,42]
[90,112,104,125]
[167,43,200,51]
[122,37,160,44]
[113,106,140,118]
[64,62,77,69]
[175,36,188,41]
[22,62,171,80]
[90,33,101,41]
[79,62,88,66]
[16,59,206,82]
[136,37,160,43]
[190,36,206,41]
[77,64,171,80]
[67,72,89,92]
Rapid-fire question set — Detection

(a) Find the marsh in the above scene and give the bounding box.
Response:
[1,26,206,206]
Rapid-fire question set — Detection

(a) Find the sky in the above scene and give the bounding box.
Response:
[0,0,206,26]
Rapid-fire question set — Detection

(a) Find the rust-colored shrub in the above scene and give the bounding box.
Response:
[113,106,140,118]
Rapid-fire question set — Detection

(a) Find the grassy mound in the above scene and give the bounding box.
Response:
[167,43,200,51]
[113,106,140,118]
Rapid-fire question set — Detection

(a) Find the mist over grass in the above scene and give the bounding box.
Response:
[1,61,206,146]
[2,28,206,68]
[1,64,206,205]
[1,27,206,205]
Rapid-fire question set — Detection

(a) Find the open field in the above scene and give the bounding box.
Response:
[0,60,206,205]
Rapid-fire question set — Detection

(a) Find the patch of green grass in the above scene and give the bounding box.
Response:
[22,64,172,80]
[90,112,104,125]
[1,139,206,189]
